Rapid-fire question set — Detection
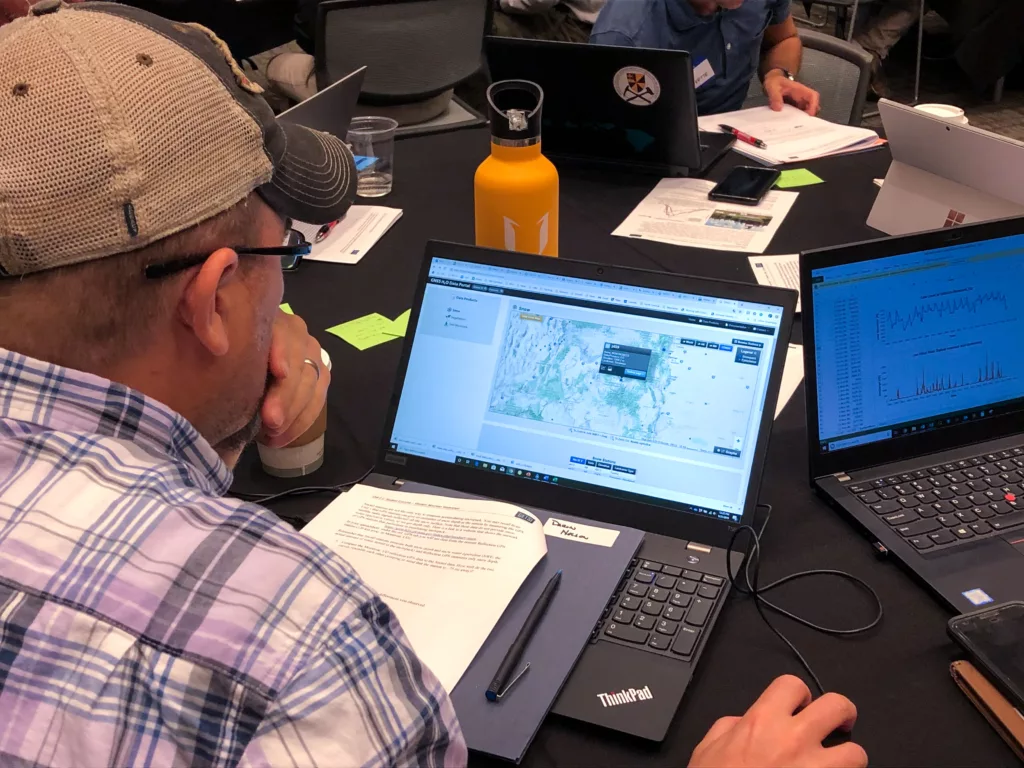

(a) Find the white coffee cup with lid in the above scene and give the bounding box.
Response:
[915,103,969,125]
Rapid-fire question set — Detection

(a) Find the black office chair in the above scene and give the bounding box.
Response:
[798,0,880,39]
[743,28,872,126]
[314,0,489,135]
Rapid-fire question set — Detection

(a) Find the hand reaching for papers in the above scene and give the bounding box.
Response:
[765,72,821,117]
[259,310,330,448]
[688,676,867,768]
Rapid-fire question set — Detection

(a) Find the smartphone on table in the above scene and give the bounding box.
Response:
[948,601,1024,711]
[708,166,781,206]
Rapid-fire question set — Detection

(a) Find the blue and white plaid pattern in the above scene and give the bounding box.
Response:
[0,349,466,767]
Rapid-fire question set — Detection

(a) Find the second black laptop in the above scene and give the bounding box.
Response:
[485,37,734,177]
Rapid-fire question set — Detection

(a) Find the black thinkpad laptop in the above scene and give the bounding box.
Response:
[802,217,1024,614]
[485,37,734,177]
[374,241,796,741]
[277,65,365,136]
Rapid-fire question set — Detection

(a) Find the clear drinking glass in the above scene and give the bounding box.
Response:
[346,116,398,197]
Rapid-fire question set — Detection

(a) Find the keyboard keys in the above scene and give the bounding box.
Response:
[662,565,683,577]
[635,614,656,630]
[968,480,989,492]
[933,489,954,501]
[686,597,712,627]
[953,526,974,540]
[648,587,669,603]
[641,601,663,616]
[969,521,993,535]
[908,536,933,550]
[858,491,881,504]
[955,509,978,523]
[942,463,958,473]
[948,484,970,496]
[703,574,725,586]
[655,574,677,589]
[989,501,1012,514]
[627,583,649,598]
[885,475,902,486]
[698,584,720,600]
[945,471,967,483]
[975,506,996,519]
[606,622,648,644]
[648,633,672,651]
[883,510,919,526]
[911,479,934,492]
[656,620,678,636]
[896,519,940,537]
[670,592,692,608]
[848,484,872,494]
[932,501,954,514]
[915,505,938,518]
[932,476,951,487]
[928,466,945,475]
[672,625,701,656]
[900,473,915,482]
[949,498,971,510]
[963,468,984,480]
[613,609,635,624]
[620,595,642,611]
[914,492,937,505]
[877,488,898,500]
[664,605,687,621]
[641,561,662,572]
[913,469,930,479]
[634,570,656,583]
[897,497,917,508]
[990,514,1024,531]
[682,569,703,581]
[676,579,698,594]
[937,514,959,528]
[870,501,901,515]
[928,530,956,545]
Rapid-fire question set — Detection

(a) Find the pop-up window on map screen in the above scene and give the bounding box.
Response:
[600,344,652,380]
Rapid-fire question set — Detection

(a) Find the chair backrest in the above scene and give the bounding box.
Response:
[314,0,489,101]
[742,28,872,126]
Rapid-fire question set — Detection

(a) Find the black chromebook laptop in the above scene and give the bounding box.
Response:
[373,241,796,741]
[277,65,365,136]
[801,217,1024,614]
[485,37,734,177]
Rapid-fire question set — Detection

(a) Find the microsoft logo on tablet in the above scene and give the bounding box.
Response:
[944,209,967,227]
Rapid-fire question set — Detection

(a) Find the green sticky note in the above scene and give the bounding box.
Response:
[280,303,294,314]
[775,169,824,189]
[387,309,411,337]
[326,313,401,351]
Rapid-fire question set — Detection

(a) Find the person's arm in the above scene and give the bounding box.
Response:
[759,12,821,115]
[589,29,636,46]
[239,595,467,768]
[500,0,560,15]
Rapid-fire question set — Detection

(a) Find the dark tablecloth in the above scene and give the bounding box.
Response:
[231,128,1018,768]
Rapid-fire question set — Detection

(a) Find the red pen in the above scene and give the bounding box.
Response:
[719,123,768,150]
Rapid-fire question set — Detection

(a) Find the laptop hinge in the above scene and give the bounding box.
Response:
[833,471,851,482]
[687,542,712,554]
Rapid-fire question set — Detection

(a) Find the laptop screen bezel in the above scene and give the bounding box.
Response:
[375,240,797,549]
[801,215,1024,481]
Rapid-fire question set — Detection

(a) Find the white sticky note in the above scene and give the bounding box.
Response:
[544,518,620,547]
[693,59,715,89]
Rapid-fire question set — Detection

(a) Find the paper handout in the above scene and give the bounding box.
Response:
[301,485,548,692]
[748,253,801,312]
[612,178,797,254]
[294,206,402,266]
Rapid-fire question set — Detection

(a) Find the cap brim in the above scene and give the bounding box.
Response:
[258,122,356,225]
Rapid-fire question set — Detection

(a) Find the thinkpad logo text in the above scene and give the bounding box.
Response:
[596,686,653,707]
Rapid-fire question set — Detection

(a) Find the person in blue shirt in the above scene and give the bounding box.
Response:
[591,0,820,116]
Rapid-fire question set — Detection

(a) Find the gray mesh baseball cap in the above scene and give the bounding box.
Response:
[0,0,356,277]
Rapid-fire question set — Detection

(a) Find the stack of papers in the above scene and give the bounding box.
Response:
[698,105,883,165]
[294,205,402,265]
[612,177,797,254]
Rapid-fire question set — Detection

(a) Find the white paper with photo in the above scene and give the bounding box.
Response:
[300,484,547,693]
[294,206,403,265]
[612,178,797,253]
[748,253,801,312]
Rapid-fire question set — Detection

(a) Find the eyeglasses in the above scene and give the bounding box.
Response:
[143,227,312,280]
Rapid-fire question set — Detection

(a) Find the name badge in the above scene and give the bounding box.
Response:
[693,58,715,89]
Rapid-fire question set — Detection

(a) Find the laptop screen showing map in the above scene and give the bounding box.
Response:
[388,257,785,523]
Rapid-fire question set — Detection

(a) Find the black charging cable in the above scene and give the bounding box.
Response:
[726,503,884,695]
[231,465,376,528]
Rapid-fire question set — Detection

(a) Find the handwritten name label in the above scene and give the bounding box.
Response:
[543,518,619,547]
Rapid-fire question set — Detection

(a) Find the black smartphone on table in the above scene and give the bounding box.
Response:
[708,166,781,206]
[948,601,1024,711]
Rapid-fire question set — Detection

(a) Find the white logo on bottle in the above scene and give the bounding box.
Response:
[503,213,552,254]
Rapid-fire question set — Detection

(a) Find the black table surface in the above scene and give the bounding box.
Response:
[231,129,1018,767]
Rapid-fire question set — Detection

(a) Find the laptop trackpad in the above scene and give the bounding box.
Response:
[1008,533,1024,556]
[552,640,692,741]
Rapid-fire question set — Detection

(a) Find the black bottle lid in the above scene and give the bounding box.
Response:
[487,80,544,146]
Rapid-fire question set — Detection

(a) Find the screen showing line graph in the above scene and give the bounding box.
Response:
[811,232,1024,453]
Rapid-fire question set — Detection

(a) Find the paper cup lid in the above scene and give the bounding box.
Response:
[915,103,964,118]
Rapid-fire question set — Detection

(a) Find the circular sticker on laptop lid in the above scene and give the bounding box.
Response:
[613,66,661,107]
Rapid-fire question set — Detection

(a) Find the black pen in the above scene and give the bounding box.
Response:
[485,570,562,702]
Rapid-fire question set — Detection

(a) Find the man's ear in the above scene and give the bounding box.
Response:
[177,248,241,357]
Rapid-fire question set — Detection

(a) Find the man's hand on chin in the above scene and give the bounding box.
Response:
[259,310,330,449]
[765,71,821,116]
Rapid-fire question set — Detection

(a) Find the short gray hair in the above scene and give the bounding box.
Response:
[0,194,263,369]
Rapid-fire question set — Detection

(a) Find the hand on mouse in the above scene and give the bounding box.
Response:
[688,675,867,768]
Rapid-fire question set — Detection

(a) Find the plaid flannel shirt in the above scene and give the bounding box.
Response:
[0,348,467,767]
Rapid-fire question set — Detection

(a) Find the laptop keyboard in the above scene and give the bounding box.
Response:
[847,447,1024,551]
[590,556,724,659]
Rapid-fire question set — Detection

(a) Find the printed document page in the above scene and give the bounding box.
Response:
[698,106,882,164]
[748,254,801,312]
[301,484,548,692]
[612,178,797,253]
[295,206,402,265]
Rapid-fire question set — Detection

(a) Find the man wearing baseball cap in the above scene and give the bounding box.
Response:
[0,2,464,765]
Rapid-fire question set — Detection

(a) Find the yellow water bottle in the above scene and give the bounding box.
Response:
[475,80,559,256]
